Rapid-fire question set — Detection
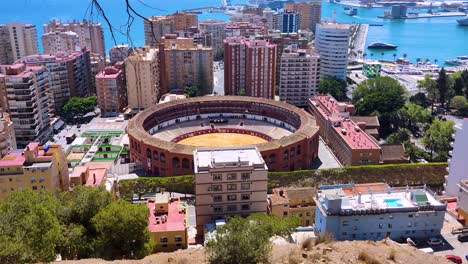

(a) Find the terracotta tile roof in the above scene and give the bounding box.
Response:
[380,144,409,162]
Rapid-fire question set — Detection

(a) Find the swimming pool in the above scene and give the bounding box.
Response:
[384,198,404,208]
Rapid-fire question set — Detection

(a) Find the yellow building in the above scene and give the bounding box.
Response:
[269,187,316,226]
[147,193,188,252]
[0,142,69,201]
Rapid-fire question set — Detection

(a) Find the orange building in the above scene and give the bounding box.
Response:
[147,192,188,252]
[269,187,316,227]
[0,142,69,201]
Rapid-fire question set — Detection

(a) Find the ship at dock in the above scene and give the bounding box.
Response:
[344,7,358,16]
[457,16,468,26]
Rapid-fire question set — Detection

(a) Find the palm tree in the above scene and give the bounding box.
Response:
[416,58,421,67]
[425,58,430,64]
[393,53,397,61]
[434,58,438,65]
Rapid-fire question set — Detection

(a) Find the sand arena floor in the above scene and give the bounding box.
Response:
[177,133,267,147]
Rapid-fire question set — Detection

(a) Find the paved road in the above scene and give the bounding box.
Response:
[312,138,342,169]
[433,213,467,262]
[213,61,224,95]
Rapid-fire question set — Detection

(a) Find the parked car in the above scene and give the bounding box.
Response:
[427,237,443,246]
[445,255,462,264]
[457,233,468,242]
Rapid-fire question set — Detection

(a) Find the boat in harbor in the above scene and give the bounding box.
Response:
[445,55,468,65]
[457,16,468,26]
[368,41,398,50]
[344,7,358,16]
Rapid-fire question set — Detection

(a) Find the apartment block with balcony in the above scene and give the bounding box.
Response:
[314,183,446,241]
[199,20,227,60]
[41,31,80,55]
[279,46,320,107]
[0,23,38,62]
[224,22,266,38]
[21,50,92,112]
[0,142,69,201]
[194,146,268,234]
[0,113,16,158]
[0,64,52,148]
[147,192,188,252]
[144,12,198,46]
[96,63,127,117]
[269,187,316,227]
[309,95,381,166]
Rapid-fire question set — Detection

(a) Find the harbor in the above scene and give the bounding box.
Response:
[378,11,466,19]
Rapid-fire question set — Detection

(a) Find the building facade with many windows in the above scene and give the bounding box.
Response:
[96,63,127,116]
[315,22,350,79]
[269,187,316,227]
[194,146,268,233]
[0,22,38,63]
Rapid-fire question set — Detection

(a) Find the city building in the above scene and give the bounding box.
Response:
[109,44,133,65]
[314,183,446,241]
[224,37,276,99]
[0,22,38,62]
[280,11,300,33]
[224,22,266,38]
[445,119,468,197]
[309,95,381,166]
[41,31,80,55]
[144,12,198,46]
[0,142,69,201]
[96,63,127,117]
[90,53,106,95]
[262,8,280,31]
[147,192,188,252]
[279,46,320,107]
[0,26,14,65]
[0,64,52,147]
[315,22,350,79]
[230,14,265,26]
[0,113,16,158]
[159,35,213,95]
[194,146,268,233]
[284,0,322,32]
[21,50,92,112]
[199,20,227,60]
[125,47,160,111]
[269,187,316,226]
[69,162,109,188]
[256,32,312,85]
[43,19,106,57]
[456,180,468,226]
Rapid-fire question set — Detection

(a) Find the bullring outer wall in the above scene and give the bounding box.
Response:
[128,96,320,176]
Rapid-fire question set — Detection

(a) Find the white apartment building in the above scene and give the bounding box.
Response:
[0,23,38,62]
[125,47,160,111]
[194,146,268,233]
[44,20,105,57]
[315,22,350,80]
[445,119,468,197]
[42,31,80,55]
[0,64,52,148]
[279,46,320,107]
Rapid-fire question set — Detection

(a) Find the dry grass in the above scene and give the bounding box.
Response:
[388,249,396,261]
[358,251,381,264]
[314,231,334,245]
[302,237,314,251]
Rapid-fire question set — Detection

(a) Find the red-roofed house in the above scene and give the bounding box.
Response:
[0,142,69,201]
[147,193,188,252]
[309,95,381,166]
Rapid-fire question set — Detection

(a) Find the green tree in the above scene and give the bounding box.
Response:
[453,76,465,96]
[319,76,348,101]
[385,128,412,144]
[62,96,97,121]
[399,102,431,133]
[409,92,430,108]
[450,96,467,111]
[184,85,200,98]
[206,214,298,264]
[92,201,151,259]
[437,68,452,109]
[417,74,438,111]
[0,190,64,263]
[422,119,455,161]
[352,76,406,134]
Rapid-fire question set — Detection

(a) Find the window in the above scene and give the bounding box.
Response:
[176,243,182,247]
[182,158,190,169]
[241,183,250,190]
[306,212,310,216]
[227,184,237,190]
[213,195,222,202]
[388,224,392,228]
[379,224,383,229]
[213,206,222,213]
[212,185,222,191]
[241,173,250,180]
[228,194,237,201]
[227,205,237,212]
[227,173,237,180]
[283,212,288,216]
[172,158,180,168]
[30,177,36,183]
[160,237,168,243]
[174,236,182,242]
[162,244,168,248]
[241,194,250,200]
[32,186,37,190]
[241,204,250,211]
[160,153,166,163]
[212,174,222,181]
[39,177,45,183]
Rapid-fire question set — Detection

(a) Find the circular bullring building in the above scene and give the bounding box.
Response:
[128,96,320,176]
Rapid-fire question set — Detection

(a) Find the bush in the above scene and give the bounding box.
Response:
[358,251,381,264]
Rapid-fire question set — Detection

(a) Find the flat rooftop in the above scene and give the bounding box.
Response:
[147,199,186,232]
[193,146,266,173]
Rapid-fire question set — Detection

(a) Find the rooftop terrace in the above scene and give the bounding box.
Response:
[147,199,186,232]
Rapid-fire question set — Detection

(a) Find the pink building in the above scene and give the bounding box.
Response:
[95,62,127,116]
[224,37,276,99]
